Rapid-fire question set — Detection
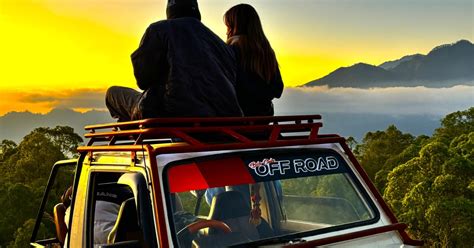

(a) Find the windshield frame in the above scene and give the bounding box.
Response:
[162,148,381,247]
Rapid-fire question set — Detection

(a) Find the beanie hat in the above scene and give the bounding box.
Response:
[166,0,201,20]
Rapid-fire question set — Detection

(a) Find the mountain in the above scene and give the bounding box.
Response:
[379,54,423,70]
[304,63,399,88]
[393,40,474,83]
[305,40,474,88]
[0,108,113,143]
[0,108,442,143]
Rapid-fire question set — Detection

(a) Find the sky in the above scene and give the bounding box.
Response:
[0,0,473,115]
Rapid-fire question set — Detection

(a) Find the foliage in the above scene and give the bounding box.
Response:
[0,126,82,247]
[345,136,358,150]
[0,109,472,247]
[281,174,372,221]
[0,140,17,163]
[434,107,474,143]
[7,219,48,248]
[352,107,474,246]
[27,126,83,157]
[354,125,414,181]
[374,135,430,192]
[384,132,474,247]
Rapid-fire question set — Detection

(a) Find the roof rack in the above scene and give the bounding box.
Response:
[78,115,337,154]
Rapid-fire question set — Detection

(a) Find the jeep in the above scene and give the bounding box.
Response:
[30,115,422,247]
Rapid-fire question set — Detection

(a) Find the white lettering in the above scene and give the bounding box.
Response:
[248,156,340,177]
[305,158,318,172]
[294,159,306,173]
[318,157,329,170]
[326,156,339,169]
[255,163,269,176]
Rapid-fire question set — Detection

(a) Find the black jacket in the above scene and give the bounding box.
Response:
[131,17,243,118]
[232,46,284,116]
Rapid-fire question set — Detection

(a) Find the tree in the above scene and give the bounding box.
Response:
[29,126,83,158]
[8,219,48,248]
[0,126,82,247]
[346,136,358,151]
[4,131,65,187]
[384,133,474,247]
[0,140,18,185]
[374,135,429,192]
[434,107,474,143]
[0,183,40,245]
[0,140,17,162]
[354,125,414,181]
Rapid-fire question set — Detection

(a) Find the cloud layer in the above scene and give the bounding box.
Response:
[2,85,473,117]
[19,88,107,109]
[0,88,109,115]
[274,85,474,116]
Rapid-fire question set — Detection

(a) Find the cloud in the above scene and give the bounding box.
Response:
[16,88,109,111]
[274,85,474,116]
[3,85,473,117]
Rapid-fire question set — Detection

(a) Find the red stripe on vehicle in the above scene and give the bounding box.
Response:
[198,157,255,187]
[168,163,209,193]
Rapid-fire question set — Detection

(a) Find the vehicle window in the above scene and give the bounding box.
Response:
[30,161,75,247]
[280,174,372,226]
[176,190,211,217]
[86,172,137,247]
[164,149,377,247]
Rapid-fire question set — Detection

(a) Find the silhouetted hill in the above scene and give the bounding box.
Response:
[305,63,399,88]
[0,107,444,143]
[306,40,474,88]
[379,54,423,70]
[392,40,474,83]
[0,108,113,143]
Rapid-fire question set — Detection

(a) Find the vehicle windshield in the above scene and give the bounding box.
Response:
[164,149,377,247]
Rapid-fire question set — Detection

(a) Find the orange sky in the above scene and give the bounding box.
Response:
[0,0,472,115]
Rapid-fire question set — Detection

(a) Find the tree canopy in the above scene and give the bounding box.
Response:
[0,126,82,247]
[354,125,415,181]
[355,107,474,247]
[0,108,472,247]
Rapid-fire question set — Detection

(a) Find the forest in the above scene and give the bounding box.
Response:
[0,108,472,247]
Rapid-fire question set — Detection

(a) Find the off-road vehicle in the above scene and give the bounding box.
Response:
[30,115,422,247]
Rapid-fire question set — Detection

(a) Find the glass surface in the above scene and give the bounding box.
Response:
[165,149,376,247]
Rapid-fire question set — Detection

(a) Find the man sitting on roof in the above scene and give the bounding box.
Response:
[106,0,243,121]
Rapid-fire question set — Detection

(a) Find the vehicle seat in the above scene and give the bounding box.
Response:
[53,203,68,245]
[207,191,259,240]
[107,198,142,244]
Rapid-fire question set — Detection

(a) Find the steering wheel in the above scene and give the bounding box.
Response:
[179,219,232,235]
[177,220,232,247]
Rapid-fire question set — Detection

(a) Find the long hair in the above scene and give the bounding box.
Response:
[224,4,278,82]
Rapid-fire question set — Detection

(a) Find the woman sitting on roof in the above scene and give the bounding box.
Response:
[204,4,286,206]
[224,4,284,117]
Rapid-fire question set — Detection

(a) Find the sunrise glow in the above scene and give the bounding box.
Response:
[0,0,472,115]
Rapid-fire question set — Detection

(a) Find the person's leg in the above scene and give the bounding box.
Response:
[105,86,142,122]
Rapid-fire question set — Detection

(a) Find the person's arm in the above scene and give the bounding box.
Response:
[131,25,165,90]
[271,66,284,99]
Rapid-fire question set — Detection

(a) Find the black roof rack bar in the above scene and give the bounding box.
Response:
[82,115,323,148]
[85,115,322,131]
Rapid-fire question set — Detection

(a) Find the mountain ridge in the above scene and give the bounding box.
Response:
[0,108,443,143]
[305,40,474,88]
[379,54,423,70]
[0,108,114,143]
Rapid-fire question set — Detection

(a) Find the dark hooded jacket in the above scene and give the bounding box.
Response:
[131,17,243,118]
